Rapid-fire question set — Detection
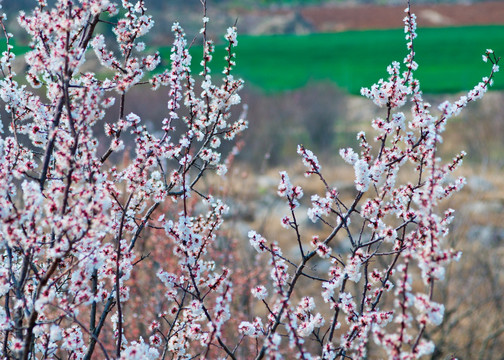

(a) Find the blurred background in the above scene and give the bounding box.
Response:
[2,0,504,358]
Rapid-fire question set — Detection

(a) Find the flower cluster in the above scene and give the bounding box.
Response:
[240,1,499,359]
[277,171,304,210]
[0,1,246,359]
[0,0,499,359]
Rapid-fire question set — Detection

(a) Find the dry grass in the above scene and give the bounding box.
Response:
[203,158,504,358]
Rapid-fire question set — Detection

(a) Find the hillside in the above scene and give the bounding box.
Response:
[4,1,504,41]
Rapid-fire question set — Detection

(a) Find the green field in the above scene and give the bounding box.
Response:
[2,25,503,95]
[0,39,30,57]
[167,25,504,95]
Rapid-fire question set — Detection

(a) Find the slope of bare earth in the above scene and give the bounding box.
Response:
[233,1,504,35]
[301,1,504,32]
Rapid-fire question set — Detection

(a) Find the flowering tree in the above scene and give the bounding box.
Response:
[0,0,499,359]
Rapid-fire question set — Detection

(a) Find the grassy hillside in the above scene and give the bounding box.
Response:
[165,25,504,94]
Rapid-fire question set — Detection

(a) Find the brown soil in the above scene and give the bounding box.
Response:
[299,1,504,32]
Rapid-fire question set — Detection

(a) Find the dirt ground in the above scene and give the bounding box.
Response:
[301,1,504,32]
[238,1,504,34]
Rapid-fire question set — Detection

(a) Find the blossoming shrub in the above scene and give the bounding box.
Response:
[0,0,499,359]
